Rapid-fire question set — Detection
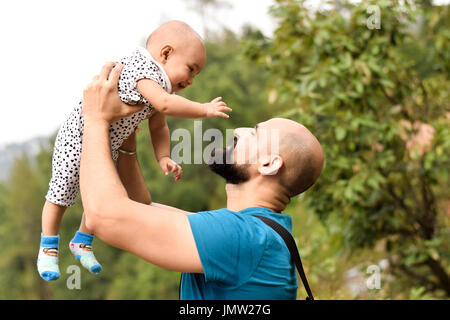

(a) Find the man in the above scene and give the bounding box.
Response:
[80,62,325,299]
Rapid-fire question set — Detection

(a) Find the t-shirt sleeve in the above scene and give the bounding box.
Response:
[187,211,268,286]
[117,52,166,106]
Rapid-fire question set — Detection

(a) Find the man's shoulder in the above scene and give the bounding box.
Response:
[188,207,274,242]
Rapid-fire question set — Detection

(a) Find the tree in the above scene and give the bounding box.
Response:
[246,0,450,297]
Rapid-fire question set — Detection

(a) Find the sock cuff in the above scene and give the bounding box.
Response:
[40,233,60,247]
[72,231,94,245]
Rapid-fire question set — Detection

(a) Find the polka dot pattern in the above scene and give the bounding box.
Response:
[45,48,170,207]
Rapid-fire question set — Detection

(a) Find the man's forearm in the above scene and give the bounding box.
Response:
[80,117,128,216]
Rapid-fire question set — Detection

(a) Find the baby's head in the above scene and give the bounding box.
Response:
[146,21,206,92]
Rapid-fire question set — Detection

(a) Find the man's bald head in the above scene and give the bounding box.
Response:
[267,118,324,197]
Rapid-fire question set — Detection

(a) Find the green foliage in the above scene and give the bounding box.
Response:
[246,0,450,298]
[1,1,448,300]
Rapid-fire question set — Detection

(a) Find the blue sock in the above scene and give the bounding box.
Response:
[37,233,60,281]
[70,231,102,274]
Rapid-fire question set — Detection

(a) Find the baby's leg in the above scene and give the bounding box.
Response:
[37,200,67,281]
[38,111,82,281]
[41,200,67,236]
[69,213,102,274]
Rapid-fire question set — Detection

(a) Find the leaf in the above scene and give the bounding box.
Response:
[335,127,347,141]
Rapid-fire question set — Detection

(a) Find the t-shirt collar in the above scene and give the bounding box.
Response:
[136,46,173,94]
[238,207,277,215]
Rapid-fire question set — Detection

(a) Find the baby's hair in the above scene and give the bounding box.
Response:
[146,20,203,49]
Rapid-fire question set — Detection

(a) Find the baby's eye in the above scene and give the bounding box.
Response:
[188,65,194,73]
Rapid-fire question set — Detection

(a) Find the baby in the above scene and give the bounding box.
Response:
[37,21,231,281]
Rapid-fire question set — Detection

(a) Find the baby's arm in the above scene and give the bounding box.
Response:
[148,111,182,181]
[117,131,152,205]
[137,79,231,119]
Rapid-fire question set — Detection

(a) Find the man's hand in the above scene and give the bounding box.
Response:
[158,156,183,181]
[203,97,232,119]
[82,62,146,124]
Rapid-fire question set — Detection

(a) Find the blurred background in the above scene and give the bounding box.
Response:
[0,0,448,300]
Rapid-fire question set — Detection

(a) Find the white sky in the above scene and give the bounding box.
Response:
[0,0,276,148]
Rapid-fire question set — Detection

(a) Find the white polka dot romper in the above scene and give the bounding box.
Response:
[45,47,172,207]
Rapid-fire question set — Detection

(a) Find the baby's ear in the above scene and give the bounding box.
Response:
[160,45,174,62]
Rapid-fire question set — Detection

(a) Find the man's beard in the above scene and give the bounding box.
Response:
[208,144,250,185]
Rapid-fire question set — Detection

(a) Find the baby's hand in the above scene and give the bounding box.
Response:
[159,156,182,181]
[204,97,232,119]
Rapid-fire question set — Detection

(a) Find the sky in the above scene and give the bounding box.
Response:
[0,0,277,148]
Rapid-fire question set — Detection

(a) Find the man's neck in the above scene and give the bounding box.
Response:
[225,179,290,213]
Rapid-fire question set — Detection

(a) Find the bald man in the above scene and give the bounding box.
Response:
[80,63,325,300]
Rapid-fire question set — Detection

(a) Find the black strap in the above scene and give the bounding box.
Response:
[255,216,314,300]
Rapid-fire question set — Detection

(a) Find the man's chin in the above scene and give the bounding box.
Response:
[208,147,250,185]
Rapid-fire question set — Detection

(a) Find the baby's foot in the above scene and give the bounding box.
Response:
[37,234,60,281]
[69,231,102,274]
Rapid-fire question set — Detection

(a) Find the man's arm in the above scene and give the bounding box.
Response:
[80,62,202,273]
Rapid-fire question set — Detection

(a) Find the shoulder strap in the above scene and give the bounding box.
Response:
[255,216,314,300]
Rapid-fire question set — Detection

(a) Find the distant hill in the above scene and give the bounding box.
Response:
[0,137,51,181]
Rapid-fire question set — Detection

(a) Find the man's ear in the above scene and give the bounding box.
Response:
[258,155,283,176]
[160,45,174,63]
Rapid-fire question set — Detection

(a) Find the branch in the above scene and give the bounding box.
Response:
[417,157,438,240]
[378,83,399,105]
[394,262,440,293]
[424,258,450,297]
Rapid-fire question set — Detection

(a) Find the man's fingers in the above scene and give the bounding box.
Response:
[108,63,124,85]
[99,62,116,81]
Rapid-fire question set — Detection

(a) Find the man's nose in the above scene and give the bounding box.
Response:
[234,127,252,138]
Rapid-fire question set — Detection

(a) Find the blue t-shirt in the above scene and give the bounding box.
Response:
[180,207,298,300]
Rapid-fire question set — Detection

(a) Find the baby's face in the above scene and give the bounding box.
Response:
[163,42,206,92]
